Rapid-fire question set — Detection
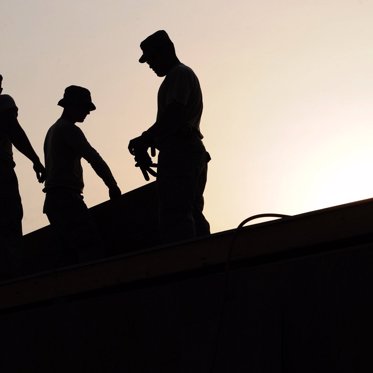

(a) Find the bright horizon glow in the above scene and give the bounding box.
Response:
[2,0,373,234]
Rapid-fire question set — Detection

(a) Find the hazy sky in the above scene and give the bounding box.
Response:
[2,0,373,234]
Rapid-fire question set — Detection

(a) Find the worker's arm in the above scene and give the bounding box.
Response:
[84,146,121,199]
[70,127,121,199]
[5,111,46,182]
[128,101,187,151]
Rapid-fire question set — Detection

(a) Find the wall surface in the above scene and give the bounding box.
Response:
[1,239,373,372]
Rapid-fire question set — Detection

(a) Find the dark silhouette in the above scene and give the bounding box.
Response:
[0,74,45,245]
[128,30,210,243]
[43,85,121,263]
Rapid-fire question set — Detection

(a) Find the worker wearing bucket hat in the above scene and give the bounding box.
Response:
[43,85,121,264]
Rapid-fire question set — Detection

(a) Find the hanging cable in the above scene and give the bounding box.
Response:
[209,213,291,373]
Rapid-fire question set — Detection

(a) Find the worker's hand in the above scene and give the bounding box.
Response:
[33,161,46,183]
[128,136,148,156]
[134,149,157,181]
[109,185,122,200]
[129,136,157,181]
[135,162,157,181]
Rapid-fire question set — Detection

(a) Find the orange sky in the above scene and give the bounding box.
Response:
[2,0,373,234]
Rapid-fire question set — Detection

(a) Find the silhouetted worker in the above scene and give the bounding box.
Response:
[128,30,210,243]
[43,85,121,263]
[0,74,46,244]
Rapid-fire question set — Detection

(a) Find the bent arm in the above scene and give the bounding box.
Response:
[141,101,187,146]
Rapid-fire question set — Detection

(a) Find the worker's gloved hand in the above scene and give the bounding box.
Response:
[109,184,122,200]
[128,135,157,181]
[33,161,46,183]
[135,162,157,181]
[134,150,157,181]
[128,136,148,156]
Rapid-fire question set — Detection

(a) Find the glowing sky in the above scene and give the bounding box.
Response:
[2,0,373,234]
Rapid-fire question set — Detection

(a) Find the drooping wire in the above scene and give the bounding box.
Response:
[209,213,290,373]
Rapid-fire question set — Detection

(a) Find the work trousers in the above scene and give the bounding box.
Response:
[44,189,104,265]
[0,165,23,276]
[0,165,23,240]
[157,139,210,244]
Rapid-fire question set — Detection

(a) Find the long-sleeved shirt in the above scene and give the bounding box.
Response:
[44,118,117,193]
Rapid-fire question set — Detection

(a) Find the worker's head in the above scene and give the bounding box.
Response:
[58,85,96,123]
[139,30,177,77]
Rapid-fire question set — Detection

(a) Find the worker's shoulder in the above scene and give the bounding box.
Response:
[0,94,17,113]
[172,63,196,75]
[48,119,84,141]
[167,63,199,85]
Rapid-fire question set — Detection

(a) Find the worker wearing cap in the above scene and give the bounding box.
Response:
[0,74,45,245]
[43,85,121,263]
[128,30,210,243]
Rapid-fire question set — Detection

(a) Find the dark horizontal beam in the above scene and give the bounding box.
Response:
[1,197,373,311]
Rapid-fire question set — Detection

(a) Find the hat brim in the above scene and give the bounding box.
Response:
[58,98,96,111]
